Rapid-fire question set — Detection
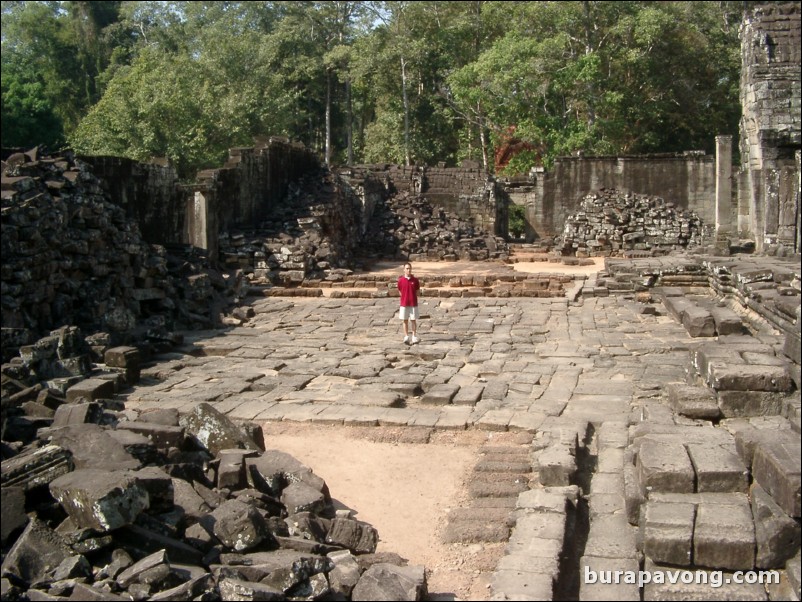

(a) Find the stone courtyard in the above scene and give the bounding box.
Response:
[5,252,794,600]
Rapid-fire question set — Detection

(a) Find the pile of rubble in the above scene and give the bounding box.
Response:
[219,170,365,288]
[1,396,426,601]
[1,148,237,363]
[555,189,704,258]
[359,191,509,262]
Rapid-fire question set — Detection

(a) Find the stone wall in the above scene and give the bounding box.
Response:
[79,156,182,246]
[739,2,801,252]
[344,162,501,236]
[188,138,322,261]
[501,153,716,243]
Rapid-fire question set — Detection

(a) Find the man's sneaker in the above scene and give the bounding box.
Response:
[403,335,410,344]
[411,335,420,344]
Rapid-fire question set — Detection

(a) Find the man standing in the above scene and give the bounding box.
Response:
[397,262,420,344]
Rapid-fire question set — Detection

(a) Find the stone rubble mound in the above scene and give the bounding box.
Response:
[1,148,237,363]
[219,169,364,289]
[0,401,427,601]
[556,188,704,258]
[359,190,509,262]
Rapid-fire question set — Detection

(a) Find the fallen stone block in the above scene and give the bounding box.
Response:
[114,523,205,565]
[216,448,260,490]
[0,443,73,490]
[245,450,330,501]
[666,384,721,420]
[51,401,104,427]
[685,443,748,493]
[129,466,174,513]
[218,578,285,601]
[751,435,801,518]
[281,480,328,515]
[352,563,426,602]
[694,498,756,570]
[325,517,378,554]
[65,378,116,402]
[327,550,361,597]
[180,402,261,456]
[682,305,717,337]
[49,469,150,532]
[717,390,788,418]
[198,498,271,552]
[0,518,73,586]
[751,483,802,569]
[640,501,695,566]
[636,438,695,495]
[0,486,27,546]
[709,363,794,393]
[116,421,185,450]
[45,423,140,470]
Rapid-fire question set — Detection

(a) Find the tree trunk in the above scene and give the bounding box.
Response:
[325,69,332,166]
[346,78,354,165]
[401,56,411,166]
[477,102,489,172]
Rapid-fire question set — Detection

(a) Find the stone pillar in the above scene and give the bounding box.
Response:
[715,136,734,250]
[186,190,217,261]
[797,150,801,253]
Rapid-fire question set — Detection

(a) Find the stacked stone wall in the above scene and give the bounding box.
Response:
[344,163,500,236]
[739,2,801,251]
[79,156,183,246]
[501,153,716,242]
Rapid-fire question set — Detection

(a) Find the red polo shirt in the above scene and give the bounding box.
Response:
[397,275,420,307]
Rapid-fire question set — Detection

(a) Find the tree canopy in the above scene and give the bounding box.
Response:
[2,1,751,177]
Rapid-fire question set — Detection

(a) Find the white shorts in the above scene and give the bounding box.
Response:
[399,306,419,321]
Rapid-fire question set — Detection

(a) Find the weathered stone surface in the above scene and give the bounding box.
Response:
[641,501,695,566]
[751,434,802,518]
[51,401,104,427]
[180,402,261,456]
[751,483,802,569]
[116,421,185,449]
[0,443,73,490]
[327,550,362,597]
[49,469,150,532]
[666,384,721,420]
[0,487,27,546]
[65,378,116,403]
[217,578,285,601]
[636,439,695,494]
[351,563,426,602]
[0,518,73,586]
[199,498,271,552]
[710,363,794,393]
[326,518,379,554]
[717,390,788,418]
[580,556,640,601]
[685,443,748,493]
[420,383,459,405]
[44,423,140,470]
[694,499,756,570]
[281,480,328,515]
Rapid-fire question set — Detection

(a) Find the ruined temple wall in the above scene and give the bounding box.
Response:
[739,2,801,251]
[347,163,500,235]
[79,156,183,246]
[505,154,716,240]
[187,138,321,260]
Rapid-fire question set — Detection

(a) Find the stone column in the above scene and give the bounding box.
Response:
[715,136,734,250]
